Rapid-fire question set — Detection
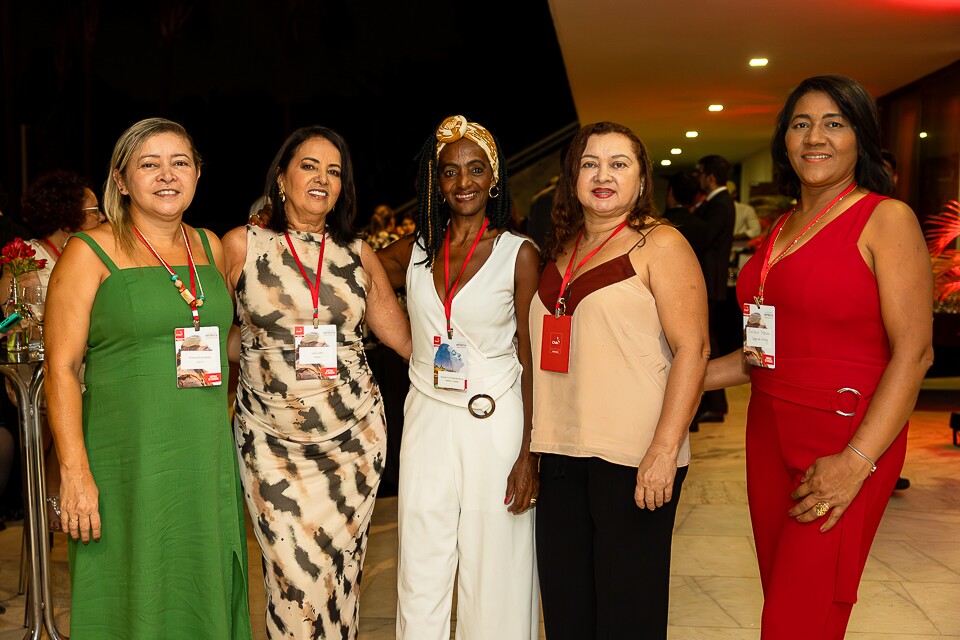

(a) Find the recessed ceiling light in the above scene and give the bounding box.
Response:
[708,104,724,112]
[749,58,768,67]
[685,131,698,138]
[670,148,682,155]
[660,159,672,166]
[919,131,928,138]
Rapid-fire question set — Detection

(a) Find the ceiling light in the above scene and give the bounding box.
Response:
[670,148,682,155]
[660,159,672,166]
[708,104,723,112]
[919,131,928,138]
[749,58,768,67]
[685,131,698,138]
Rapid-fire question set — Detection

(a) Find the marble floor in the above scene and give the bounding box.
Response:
[0,380,958,639]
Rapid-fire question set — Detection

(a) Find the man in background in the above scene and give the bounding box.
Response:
[695,155,736,422]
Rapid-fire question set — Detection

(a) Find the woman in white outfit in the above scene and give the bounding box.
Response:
[377,115,540,640]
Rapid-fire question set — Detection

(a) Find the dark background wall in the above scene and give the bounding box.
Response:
[0,0,577,235]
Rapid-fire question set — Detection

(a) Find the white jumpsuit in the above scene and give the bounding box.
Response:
[396,231,539,640]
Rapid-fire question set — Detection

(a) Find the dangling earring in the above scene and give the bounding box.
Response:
[439,191,446,205]
[639,183,645,199]
[278,183,286,203]
[488,184,500,199]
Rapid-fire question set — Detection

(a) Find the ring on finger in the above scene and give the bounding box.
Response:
[814,501,831,517]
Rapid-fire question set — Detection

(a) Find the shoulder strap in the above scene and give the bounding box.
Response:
[841,192,888,242]
[70,232,120,273]
[196,228,216,264]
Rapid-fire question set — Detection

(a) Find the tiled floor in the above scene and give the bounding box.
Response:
[1,380,958,639]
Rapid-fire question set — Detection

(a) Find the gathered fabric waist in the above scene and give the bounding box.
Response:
[409,353,521,408]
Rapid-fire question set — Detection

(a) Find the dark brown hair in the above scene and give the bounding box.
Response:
[544,122,658,262]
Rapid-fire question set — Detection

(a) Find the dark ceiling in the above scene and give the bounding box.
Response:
[1,1,577,235]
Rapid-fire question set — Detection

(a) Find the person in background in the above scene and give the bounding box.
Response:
[45,117,252,639]
[661,171,707,258]
[695,155,736,423]
[396,209,417,237]
[365,203,400,250]
[0,170,106,530]
[704,74,933,639]
[728,180,761,242]
[223,125,411,639]
[531,121,708,639]
[527,175,558,249]
[377,114,540,640]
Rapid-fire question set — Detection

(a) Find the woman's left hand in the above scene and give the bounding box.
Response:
[505,452,540,515]
[789,450,872,532]
[635,445,679,510]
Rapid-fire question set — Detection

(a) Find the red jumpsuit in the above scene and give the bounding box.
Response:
[736,193,906,639]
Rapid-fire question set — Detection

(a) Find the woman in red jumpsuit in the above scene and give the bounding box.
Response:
[705,74,934,639]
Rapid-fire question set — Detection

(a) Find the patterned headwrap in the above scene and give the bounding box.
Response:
[435,115,499,186]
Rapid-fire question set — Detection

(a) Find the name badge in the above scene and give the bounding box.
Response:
[174,326,222,388]
[434,335,468,390]
[295,324,338,380]
[742,303,776,368]
[540,314,572,373]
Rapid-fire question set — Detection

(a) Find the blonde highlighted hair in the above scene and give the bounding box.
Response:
[102,117,202,254]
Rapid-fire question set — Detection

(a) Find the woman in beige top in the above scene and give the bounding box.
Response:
[529,121,709,639]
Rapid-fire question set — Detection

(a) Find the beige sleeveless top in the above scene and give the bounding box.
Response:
[529,242,691,468]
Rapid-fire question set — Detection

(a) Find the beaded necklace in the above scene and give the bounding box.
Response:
[134,224,206,330]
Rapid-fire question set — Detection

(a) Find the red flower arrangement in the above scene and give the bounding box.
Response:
[1,238,47,277]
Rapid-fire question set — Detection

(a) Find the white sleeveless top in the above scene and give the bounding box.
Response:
[406,231,527,407]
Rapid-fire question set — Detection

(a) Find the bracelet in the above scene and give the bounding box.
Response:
[846,443,877,476]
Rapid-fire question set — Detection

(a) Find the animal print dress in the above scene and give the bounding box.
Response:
[233,225,386,639]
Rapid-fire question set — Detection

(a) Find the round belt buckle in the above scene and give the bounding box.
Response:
[468,394,495,419]
[835,387,861,417]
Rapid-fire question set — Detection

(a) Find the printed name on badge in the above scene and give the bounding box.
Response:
[295,324,338,380]
[174,326,222,388]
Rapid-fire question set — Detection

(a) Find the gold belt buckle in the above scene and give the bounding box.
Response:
[468,394,495,419]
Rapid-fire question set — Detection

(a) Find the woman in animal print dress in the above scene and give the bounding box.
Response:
[223,125,412,639]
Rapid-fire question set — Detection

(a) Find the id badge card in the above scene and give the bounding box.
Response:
[742,303,776,369]
[434,335,468,390]
[295,324,338,380]
[174,326,222,388]
[540,314,572,373]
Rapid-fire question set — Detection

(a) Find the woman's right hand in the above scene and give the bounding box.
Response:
[58,467,101,543]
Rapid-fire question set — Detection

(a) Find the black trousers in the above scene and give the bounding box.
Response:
[536,454,688,640]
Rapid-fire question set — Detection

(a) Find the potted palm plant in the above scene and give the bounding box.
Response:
[926,199,960,313]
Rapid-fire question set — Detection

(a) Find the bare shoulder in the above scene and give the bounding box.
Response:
[377,234,415,262]
[221,225,248,259]
[643,221,688,249]
[514,236,541,275]
[863,198,923,243]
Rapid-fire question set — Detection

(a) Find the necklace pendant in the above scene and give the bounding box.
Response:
[179,288,196,305]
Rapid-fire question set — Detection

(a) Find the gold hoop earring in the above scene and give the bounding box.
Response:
[488,184,500,199]
[439,192,446,205]
[278,183,286,203]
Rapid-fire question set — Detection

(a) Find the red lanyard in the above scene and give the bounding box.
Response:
[443,218,489,338]
[756,182,857,304]
[555,220,629,316]
[284,231,326,328]
[134,225,204,330]
[41,238,61,258]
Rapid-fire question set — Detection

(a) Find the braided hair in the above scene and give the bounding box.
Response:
[412,125,512,268]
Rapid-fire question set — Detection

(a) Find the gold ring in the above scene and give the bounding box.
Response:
[814,501,831,517]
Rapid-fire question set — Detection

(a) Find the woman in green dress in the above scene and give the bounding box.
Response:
[44,118,252,639]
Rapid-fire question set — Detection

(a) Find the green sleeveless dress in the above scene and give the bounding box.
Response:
[67,231,251,640]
